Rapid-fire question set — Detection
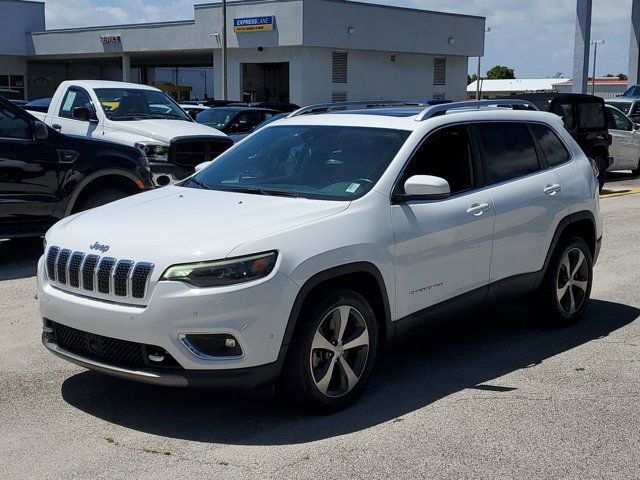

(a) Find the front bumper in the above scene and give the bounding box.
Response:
[42,332,281,389]
[37,254,300,386]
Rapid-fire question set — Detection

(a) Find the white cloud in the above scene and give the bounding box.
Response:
[42,0,635,77]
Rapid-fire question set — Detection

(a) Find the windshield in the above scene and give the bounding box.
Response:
[623,86,640,97]
[607,102,631,114]
[187,125,410,200]
[196,109,235,130]
[95,88,191,121]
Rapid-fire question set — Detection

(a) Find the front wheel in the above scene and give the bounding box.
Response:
[280,290,379,412]
[74,188,131,213]
[536,237,593,327]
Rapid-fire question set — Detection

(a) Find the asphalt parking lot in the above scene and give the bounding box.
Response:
[1,174,639,480]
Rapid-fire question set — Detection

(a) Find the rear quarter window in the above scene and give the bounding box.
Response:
[577,102,606,130]
[529,124,571,167]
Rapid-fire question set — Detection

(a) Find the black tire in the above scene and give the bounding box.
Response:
[75,188,130,213]
[535,237,593,327]
[279,290,379,412]
[633,162,640,177]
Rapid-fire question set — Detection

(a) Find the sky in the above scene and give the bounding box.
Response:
[42,0,634,79]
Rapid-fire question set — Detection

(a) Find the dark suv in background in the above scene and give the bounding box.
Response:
[0,97,153,239]
[507,93,612,190]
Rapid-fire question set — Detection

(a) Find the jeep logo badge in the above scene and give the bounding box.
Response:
[90,242,110,253]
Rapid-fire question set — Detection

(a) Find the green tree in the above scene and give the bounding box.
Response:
[467,73,478,85]
[618,73,628,81]
[486,65,516,80]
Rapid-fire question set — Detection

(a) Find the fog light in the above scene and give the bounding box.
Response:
[179,333,243,359]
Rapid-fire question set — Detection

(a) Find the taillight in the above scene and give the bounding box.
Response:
[589,158,600,178]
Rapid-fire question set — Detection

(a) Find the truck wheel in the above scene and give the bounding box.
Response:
[535,237,593,327]
[633,160,640,177]
[280,290,379,412]
[75,188,130,212]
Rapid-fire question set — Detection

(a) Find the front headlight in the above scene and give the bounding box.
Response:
[135,142,169,162]
[160,251,278,287]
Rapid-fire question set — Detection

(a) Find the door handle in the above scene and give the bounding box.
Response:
[543,184,562,195]
[52,124,62,131]
[467,203,491,216]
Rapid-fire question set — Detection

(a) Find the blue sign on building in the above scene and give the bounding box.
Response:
[233,16,275,32]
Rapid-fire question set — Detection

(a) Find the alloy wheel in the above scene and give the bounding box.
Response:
[309,305,370,398]
[556,247,590,315]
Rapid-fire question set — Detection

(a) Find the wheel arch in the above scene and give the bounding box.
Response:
[281,262,394,350]
[535,210,597,288]
[65,169,145,215]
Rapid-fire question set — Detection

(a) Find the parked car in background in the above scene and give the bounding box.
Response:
[195,106,279,136]
[27,80,233,186]
[508,93,612,190]
[605,104,640,175]
[24,97,52,113]
[0,96,153,239]
[229,101,301,113]
[226,112,289,143]
[39,100,601,411]
[621,84,640,97]
[179,103,210,120]
[606,98,640,124]
[9,99,28,107]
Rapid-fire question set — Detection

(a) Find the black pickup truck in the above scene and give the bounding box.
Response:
[0,97,154,238]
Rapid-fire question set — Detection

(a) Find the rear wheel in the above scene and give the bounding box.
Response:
[74,188,131,213]
[280,290,379,412]
[536,237,593,327]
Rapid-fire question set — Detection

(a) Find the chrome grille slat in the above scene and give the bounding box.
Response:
[68,252,85,288]
[131,263,154,299]
[46,247,60,281]
[82,255,100,292]
[55,249,72,285]
[46,246,154,300]
[97,258,116,294]
[114,260,134,297]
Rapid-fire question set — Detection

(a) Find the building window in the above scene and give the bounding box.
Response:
[0,75,25,100]
[332,51,348,84]
[433,58,446,86]
[332,91,347,103]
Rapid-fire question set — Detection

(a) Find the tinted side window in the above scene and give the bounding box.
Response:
[550,102,575,130]
[477,123,540,184]
[59,88,92,119]
[608,108,633,131]
[0,105,30,139]
[401,125,474,195]
[529,124,571,167]
[578,102,606,129]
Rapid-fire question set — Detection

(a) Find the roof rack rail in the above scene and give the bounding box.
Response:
[287,100,431,118]
[415,99,538,122]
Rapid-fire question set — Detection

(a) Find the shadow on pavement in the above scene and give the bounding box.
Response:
[0,238,43,281]
[61,299,639,445]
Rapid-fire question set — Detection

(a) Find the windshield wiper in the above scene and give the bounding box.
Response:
[216,187,301,198]
[188,177,212,190]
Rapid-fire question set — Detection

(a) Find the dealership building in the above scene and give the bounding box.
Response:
[0,0,486,104]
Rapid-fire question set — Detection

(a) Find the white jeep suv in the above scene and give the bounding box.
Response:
[38,100,602,411]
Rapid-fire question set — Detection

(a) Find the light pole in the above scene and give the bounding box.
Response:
[476,27,492,100]
[221,0,228,100]
[591,39,605,95]
[210,32,220,99]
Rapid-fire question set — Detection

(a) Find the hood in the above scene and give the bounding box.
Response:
[48,186,349,266]
[109,119,227,143]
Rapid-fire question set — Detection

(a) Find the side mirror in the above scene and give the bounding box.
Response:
[72,106,98,123]
[395,175,450,202]
[33,121,48,141]
[188,110,198,121]
[194,161,212,173]
[634,123,640,131]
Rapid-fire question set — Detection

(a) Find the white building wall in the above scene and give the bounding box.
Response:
[299,48,469,105]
